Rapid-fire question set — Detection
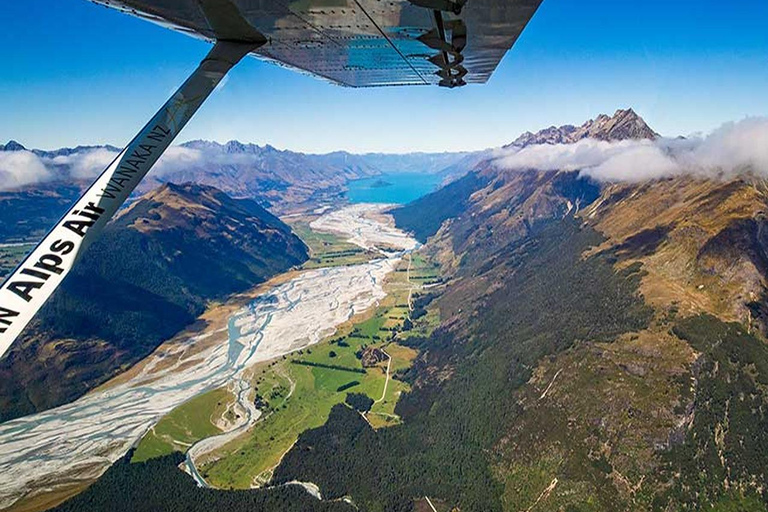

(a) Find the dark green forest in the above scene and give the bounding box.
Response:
[49,451,352,512]
[0,184,81,243]
[653,314,768,510]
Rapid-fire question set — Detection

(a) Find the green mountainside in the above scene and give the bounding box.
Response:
[0,183,308,423]
[276,170,768,510]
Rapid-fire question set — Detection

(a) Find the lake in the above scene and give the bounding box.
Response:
[346,172,442,204]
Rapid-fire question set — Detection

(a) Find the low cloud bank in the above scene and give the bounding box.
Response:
[0,146,209,191]
[0,151,52,190]
[3,117,768,191]
[493,117,768,183]
[50,146,207,180]
[51,148,120,179]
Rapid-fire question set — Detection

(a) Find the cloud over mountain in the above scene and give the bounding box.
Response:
[0,146,206,190]
[0,150,52,190]
[50,148,118,179]
[0,140,384,209]
[493,117,768,183]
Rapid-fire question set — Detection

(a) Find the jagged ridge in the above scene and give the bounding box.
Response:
[508,108,659,148]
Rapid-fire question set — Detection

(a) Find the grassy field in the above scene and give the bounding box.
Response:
[0,244,33,282]
[132,388,233,462]
[200,254,433,488]
[130,248,441,490]
[288,220,378,269]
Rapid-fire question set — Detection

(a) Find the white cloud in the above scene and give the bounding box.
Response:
[0,150,52,190]
[51,148,120,179]
[492,117,768,183]
[0,145,206,190]
[152,146,203,176]
[680,117,768,177]
[584,143,681,182]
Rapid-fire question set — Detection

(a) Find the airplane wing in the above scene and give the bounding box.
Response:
[0,0,542,359]
[90,0,543,88]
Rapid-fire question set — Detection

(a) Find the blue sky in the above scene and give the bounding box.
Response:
[1,0,767,153]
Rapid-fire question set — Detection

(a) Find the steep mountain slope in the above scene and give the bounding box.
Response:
[465,174,768,511]
[0,183,308,422]
[390,171,491,242]
[267,110,768,510]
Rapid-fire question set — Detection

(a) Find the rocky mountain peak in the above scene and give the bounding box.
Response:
[223,140,249,153]
[182,139,280,156]
[574,107,659,142]
[2,140,26,152]
[507,108,659,148]
[510,125,578,147]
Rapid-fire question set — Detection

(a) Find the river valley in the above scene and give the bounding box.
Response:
[0,204,415,510]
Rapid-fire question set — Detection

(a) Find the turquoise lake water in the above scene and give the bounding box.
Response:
[346,172,442,204]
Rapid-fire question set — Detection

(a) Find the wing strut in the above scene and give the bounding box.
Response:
[0,40,261,359]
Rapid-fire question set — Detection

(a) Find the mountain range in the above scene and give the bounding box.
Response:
[0,139,476,219]
[506,107,659,147]
[0,183,308,422]
[0,107,661,241]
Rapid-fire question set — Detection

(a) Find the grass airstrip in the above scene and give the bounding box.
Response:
[131,225,442,490]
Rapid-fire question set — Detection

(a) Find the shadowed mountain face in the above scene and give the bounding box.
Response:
[0,184,81,243]
[0,183,308,423]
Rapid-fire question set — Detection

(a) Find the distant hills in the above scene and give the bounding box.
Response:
[0,183,308,422]
[1,140,122,156]
[0,139,476,218]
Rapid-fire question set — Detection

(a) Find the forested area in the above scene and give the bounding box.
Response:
[345,393,373,412]
[50,451,353,512]
[0,184,81,243]
[272,218,653,511]
[655,315,768,509]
